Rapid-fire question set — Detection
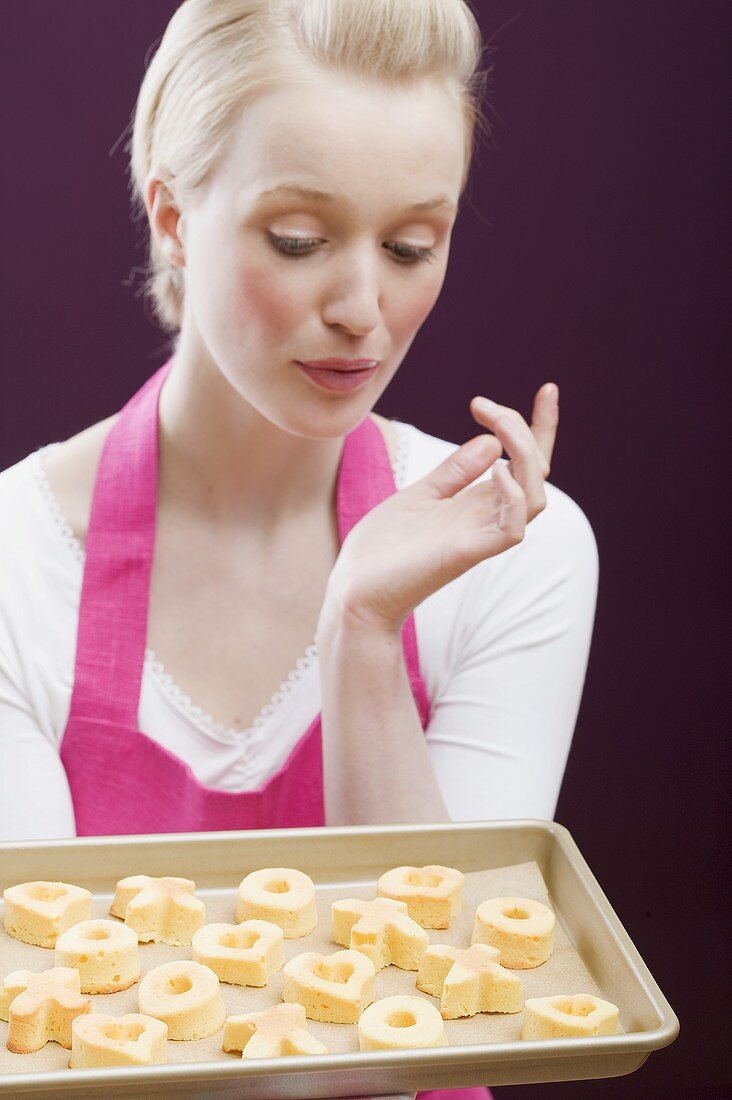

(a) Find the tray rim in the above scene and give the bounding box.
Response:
[0,818,680,1092]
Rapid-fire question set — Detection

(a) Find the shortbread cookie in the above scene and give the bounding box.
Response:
[377,865,463,929]
[0,967,91,1053]
[192,919,284,986]
[69,1012,168,1067]
[110,875,205,946]
[138,960,226,1041]
[223,1002,328,1058]
[416,942,523,1017]
[471,897,555,969]
[282,949,375,1024]
[521,994,619,1039]
[358,994,447,1051]
[55,919,140,994]
[331,897,429,972]
[2,881,92,948]
[236,868,317,938]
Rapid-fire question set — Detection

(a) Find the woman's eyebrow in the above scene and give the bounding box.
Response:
[255,182,457,213]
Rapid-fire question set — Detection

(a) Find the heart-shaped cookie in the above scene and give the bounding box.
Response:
[521,994,619,1039]
[282,949,375,1023]
[69,1012,168,1067]
[377,865,463,928]
[192,919,284,986]
[2,881,92,947]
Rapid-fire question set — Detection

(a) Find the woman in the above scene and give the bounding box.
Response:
[0,1,598,1096]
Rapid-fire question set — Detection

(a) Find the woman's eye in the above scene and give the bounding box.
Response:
[266,231,435,264]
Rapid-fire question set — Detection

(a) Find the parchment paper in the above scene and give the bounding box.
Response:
[0,860,619,1077]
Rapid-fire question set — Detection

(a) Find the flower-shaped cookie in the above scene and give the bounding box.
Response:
[69,1012,168,1067]
[416,942,523,1017]
[192,919,284,986]
[331,896,429,972]
[377,864,463,928]
[110,875,206,946]
[223,1002,328,1058]
[282,949,376,1024]
[0,967,91,1053]
[2,881,92,948]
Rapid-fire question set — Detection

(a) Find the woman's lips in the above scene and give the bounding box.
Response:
[295,362,378,392]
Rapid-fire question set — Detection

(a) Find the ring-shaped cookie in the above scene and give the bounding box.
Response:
[471,896,554,968]
[54,919,140,993]
[358,994,447,1050]
[236,868,317,938]
[138,960,226,1041]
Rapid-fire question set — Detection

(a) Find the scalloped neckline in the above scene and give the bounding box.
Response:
[31,420,411,744]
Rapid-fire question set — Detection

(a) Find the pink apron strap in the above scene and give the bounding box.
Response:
[67,360,171,727]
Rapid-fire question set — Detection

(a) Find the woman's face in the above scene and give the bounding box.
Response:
[154,74,464,437]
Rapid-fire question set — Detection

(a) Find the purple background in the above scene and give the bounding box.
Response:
[1,2,728,1094]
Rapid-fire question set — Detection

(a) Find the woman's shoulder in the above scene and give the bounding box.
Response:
[0,414,117,603]
[0,446,74,654]
[31,414,119,548]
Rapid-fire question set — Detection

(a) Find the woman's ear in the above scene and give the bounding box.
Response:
[145,174,186,268]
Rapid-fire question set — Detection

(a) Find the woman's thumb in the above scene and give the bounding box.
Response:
[419,434,503,500]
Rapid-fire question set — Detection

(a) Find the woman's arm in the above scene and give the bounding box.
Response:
[0,642,77,841]
[317,601,451,826]
[425,485,599,820]
[317,388,559,827]
[318,481,598,826]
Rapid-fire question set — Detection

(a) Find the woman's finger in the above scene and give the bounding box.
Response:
[487,460,527,546]
[471,387,556,478]
[417,433,503,501]
[495,415,547,520]
[470,401,547,518]
[460,458,527,556]
[530,383,559,474]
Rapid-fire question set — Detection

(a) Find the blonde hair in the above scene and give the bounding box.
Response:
[125,0,492,334]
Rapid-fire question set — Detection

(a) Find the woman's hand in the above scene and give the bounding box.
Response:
[322,384,559,635]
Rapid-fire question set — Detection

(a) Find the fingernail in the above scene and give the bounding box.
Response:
[546,384,558,399]
[475,396,495,410]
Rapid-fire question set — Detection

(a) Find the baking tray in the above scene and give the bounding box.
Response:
[0,820,678,1097]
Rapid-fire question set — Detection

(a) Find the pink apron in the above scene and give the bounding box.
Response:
[59,356,492,1100]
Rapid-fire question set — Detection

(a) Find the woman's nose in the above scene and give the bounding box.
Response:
[321,254,382,335]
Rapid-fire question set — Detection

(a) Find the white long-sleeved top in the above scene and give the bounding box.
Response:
[0,419,599,841]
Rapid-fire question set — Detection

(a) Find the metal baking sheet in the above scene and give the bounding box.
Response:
[0,820,679,1097]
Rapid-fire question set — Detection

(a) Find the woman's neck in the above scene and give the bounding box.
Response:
[157,351,346,536]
